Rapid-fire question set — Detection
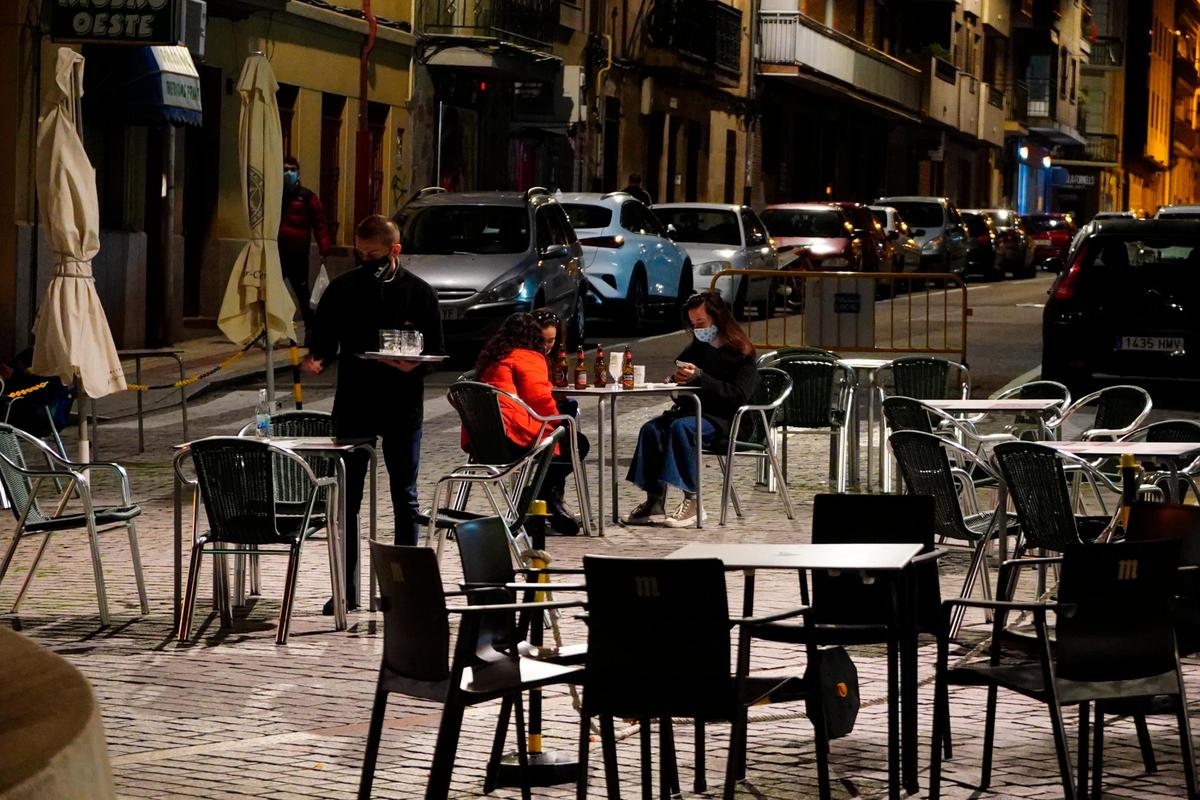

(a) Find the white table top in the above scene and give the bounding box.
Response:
[1041,440,1200,459]
[925,399,1061,412]
[838,357,891,370]
[266,436,374,451]
[553,383,698,395]
[666,542,922,571]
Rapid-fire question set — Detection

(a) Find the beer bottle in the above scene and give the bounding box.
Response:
[621,346,635,390]
[594,343,608,387]
[574,347,588,389]
[552,346,568,388]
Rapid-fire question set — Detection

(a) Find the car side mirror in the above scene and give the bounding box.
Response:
[540,243,571,260]
[1042,256,1065,273]
[665,223,678,241]
[913,228,927,237]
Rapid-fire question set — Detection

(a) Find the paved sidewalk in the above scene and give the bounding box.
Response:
[2,376,1196,799]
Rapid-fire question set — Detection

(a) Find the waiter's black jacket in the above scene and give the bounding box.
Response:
[665,339,759,440]
[309,263,443,430]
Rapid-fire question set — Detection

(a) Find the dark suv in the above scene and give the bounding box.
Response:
[1043,219,1200,390]
[831,201,889,272]
[393,187,587,348]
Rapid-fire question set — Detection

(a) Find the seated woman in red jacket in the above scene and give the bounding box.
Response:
[470,313,589,534]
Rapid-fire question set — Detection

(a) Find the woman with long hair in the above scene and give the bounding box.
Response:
[467,312,589,534]
[623,291,758,526]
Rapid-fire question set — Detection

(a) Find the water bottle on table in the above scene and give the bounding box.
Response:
[255,389,272,438]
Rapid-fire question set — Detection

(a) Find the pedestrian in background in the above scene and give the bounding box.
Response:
[621,173,653,206]
[279,155,331,344]
[303,215,442,613]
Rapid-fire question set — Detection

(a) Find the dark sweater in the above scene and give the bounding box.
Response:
[666,339,758,439]
[310,264,443,431]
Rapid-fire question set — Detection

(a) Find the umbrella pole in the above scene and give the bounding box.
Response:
[76,378,90,463]
[264,327,275,404]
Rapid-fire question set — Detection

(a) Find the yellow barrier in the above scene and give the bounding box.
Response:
[709,269,970,363]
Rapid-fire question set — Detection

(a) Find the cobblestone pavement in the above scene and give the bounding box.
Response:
[3,376,1197,800]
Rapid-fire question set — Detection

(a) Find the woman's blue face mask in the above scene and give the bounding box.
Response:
[693,325,718,344]
[283,169,299,188]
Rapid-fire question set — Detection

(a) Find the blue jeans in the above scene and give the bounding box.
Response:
[627,414,717,496]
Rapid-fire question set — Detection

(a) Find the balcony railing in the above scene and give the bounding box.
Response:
[1087,37,1123,68]
[1176,122,1200,154]
[648,0,742,75]
[420,0,558,50]
[1010,78,1059,121]
[987,84,1004,108]
[758,11,921,112]
[1060,132,1119,163]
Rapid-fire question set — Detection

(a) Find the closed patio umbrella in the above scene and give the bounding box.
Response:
[218,52,295,401]
[31,48,127,461]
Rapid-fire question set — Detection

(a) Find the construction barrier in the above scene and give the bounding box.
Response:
[711,269,970,363]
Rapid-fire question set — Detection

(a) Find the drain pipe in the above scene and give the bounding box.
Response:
[354,0,379,224]
[594,29,613,190]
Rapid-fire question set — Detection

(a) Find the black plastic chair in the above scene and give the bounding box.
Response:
[0,422,148,626]
[1045,384,1152,441]
[173,436,342,645]
[577,555,808,800]
[757,354,856,492]
[704,367,795,525]
[1121,419,1200,503]
[930,540,1197,800]
[358,538,583,800]
[874,356,970,403]
[755,346,840,366]
[748,493,941,799]
[888,430,1014,637]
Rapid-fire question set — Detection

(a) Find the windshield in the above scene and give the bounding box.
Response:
[1075,236,1200,290]
[562,204,613,230]
[653,208,741,245]
[761,209,847,238]
[1024,215,1073,233]
[885,202,944,228]
[403,206,529,255]
[962,214,990,237]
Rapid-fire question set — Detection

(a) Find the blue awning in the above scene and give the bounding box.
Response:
[87,45,203,127]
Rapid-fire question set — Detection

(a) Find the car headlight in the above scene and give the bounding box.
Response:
[921,236,945,253]
[695,260,733,276]
[483,274,529,303]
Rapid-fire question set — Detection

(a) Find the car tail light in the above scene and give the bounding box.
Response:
[578,235,624,248]
[976,235,990,245]
[1052,250,1085,300]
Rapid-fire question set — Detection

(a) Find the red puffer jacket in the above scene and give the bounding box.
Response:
[463,348,562,454]
[278,185,332,262]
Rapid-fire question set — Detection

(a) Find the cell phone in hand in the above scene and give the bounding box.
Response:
[675,360,688,368]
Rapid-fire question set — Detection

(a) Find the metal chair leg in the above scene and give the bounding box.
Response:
[358,687,388,800]
[126,520,150,614]
[216,553,233,629]
[83,514,111,627]
[764,441,794,519]
[485,694,514,794]
[718,456,734,526]
[178,538,206,641]
[599,715,622,800]
[1048,700,1080,800]
[0,521,26,596]
[277,543,303,645]
[576,712,591,800]
[10,532,51,613]
[1077,702,1090,799]
[1091,706,1105,800]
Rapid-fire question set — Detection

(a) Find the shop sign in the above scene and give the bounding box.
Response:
[50,0,181,46]
[1066,173,1096,186]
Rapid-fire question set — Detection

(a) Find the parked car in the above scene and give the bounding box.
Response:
[873,195,968,274]
[651,202,781,316]
[1093,211,1137,221]
[869,205,922,272]
[559,192,691,332]
[1043,219,1200,390]
[960,211,1004,281]
[1021,212,1077,269]
[968,208,1034,277]
[760,203,859,270]
[393,187,587,348]
[1155,204,1200,220]
[831,201,889,272]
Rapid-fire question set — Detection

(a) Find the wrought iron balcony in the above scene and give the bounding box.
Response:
[1060,133,1119,164]
[420,0,558,50]
[1087,37,1123,68]
[647,0,743,75]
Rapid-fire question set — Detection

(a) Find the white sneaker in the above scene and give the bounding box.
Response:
[664,497,707,527]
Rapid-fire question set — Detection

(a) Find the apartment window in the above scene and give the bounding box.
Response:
[1060,47,1068,98]
[277,83,299,160]
[368,102,389,215]
[319,93,345,241]
[724,130,736,204]
[1070,58,1077,102]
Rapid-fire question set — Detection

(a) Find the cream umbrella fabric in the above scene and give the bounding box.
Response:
[31,48,127,400]
[217,54,296,347]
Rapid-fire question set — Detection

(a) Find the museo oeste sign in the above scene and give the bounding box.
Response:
[51,0,181,45]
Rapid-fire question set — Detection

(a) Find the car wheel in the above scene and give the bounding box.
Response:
[627,267,648,333]
[565,291,586,350]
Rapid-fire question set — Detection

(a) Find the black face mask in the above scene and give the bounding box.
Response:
[355,250,392,279]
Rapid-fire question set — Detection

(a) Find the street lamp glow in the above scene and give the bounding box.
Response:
[1019,145,1029,161]
[1042,155,1052,169]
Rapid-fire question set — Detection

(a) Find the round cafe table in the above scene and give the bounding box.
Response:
[0,628,115,800]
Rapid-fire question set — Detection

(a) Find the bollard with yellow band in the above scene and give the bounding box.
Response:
[1119,452,1140,530]
[289,345,304,410]
[493,499,579,788]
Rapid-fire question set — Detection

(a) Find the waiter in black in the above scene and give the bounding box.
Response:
[303,214,443,613]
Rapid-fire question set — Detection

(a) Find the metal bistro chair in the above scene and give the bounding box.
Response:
[888,430,1016,638]
[577,555,808,800]
[874,356,970,405]
[930,539,1197,800]
[758,353,855,493]
[1044,384,1152,442]
[235,410,338,601]
[0,423,149,626]
[358,539,583,800]
[426,381,591,559]
[962,380,1071,441]
[755,346,841,366]
[174,436,344,645]
[704,367,795,525]
[1118,419,1200,504]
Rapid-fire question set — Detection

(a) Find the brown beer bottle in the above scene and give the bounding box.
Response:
[574,347,588,389]
[552,346,568,388]
[621,346,635,390]
[594,343,608,387]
